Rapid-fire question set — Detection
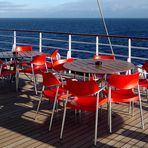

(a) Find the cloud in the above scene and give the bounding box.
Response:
[0,1,27,12]
[0,0,148,18]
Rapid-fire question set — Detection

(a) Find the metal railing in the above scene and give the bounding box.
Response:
[0,29,148,65]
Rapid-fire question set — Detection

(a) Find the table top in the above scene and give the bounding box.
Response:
[0,51,42,59]
[64,59,135,74]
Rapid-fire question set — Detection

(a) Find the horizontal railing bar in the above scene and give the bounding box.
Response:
[16,36,39,40]
[42,45,68,51]
[72,40,96,45]
[0,41,12,44]
[0,35,13,38]
[42,37,68,43]
[1,28,148,40]
[72,49,95,54]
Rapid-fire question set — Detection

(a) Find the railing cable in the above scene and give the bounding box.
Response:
[96,0,114,54]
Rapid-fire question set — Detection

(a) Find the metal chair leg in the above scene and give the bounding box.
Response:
[139,100,144,129]
[94,95,99,146]
[49,86,59,131]
[109,101,112,133]
[60,91,69,140]
[34,93,43,120]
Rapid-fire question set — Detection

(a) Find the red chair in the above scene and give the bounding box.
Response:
[105,73,144,133]
[92,54,115,80]
[19,54,48,94]
[35,72,69,130]
[13,46,32,67]
[51,49,74,72]
[60,79,107,145]
[0,59,18,89]
[50,49,74,83]
[93,54,115,60]
[14,46,32,52]
[139,61,148,101]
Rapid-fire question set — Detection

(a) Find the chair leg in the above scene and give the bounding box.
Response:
[146,89,148,102]
[49,86,59,131]
[60,101,67,140]
[34,93,43,120]
[128,101,132,114]
[109,101,112,133]
[132,101,135,116]
[33,74,37,95]
[49,99,58,131]
[139,100,144,129]
[94,100,99,145]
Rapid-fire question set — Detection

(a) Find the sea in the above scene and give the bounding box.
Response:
[0,18,148,64]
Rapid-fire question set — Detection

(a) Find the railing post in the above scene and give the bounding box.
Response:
[39,32,42,52]
[128,38,132,74]
[128,38,131,63]
[96,36,99,55]
[13,31,16,51]
[67,34,72,58]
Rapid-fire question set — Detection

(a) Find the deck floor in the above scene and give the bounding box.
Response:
[0,74,148,148]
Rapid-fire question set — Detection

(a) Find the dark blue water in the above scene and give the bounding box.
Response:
[0,18,148,64]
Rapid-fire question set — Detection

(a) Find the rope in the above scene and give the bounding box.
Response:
[96,0,114,55]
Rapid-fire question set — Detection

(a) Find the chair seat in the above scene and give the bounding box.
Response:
[20,65,47,74]
[0,69,16,76]
[103,89,139,102]
[139,79,148,88]
[67,96,107,112]
[46,62,52,69]
[43,87,69,101]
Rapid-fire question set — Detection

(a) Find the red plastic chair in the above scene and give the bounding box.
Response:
[0,59,18,89]
[50,49,74,83]
[51,49,74,72]
[60,79,107,145]
[35,72,69,130]
[19,54,48,94]
[13,46,32,67]
[14,46,32,52]
[92,54,115,80]
[139,61,148,101]
[93,54,115,60]
[105,73,144,133]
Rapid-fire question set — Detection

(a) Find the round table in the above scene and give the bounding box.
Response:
[0,51,42,59]
[64,59,135,74]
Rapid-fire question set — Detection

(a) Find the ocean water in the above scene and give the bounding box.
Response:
[0,18,148,64]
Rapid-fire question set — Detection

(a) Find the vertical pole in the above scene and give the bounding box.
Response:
[128,38,131,63]
[128,38,132,74]
[13,31,16,51]
[67,34,72,58]
[39,32,42,52]
[96,36,99,55]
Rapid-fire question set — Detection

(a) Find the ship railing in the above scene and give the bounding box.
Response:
[0,29,148,66]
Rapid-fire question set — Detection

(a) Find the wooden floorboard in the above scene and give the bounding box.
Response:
[0,75,148,148]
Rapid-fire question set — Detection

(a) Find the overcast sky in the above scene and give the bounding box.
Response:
[0,0,148,18]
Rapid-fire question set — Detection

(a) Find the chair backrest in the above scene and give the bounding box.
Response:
[42,72,60,87]
[50,49,61,63]
[14,46,32,52]
[52,58,74,71]
[66,79,100,96]
[142,61,148,72]
[31,54,48,66]
[93,54,115,60]
[0,59,3,65]
[108,73,140,89]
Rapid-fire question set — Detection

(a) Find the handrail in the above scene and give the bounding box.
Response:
[0,28,147,65]
[1,28,148,40]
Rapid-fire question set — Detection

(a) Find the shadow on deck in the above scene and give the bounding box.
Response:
[0,76,147,148]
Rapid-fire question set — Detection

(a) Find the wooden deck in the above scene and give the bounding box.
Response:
[0,74,148,148]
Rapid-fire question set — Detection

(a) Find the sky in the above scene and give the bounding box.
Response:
[0,0,148,18]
